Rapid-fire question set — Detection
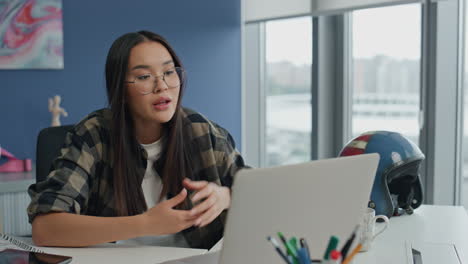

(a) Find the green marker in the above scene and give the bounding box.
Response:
[286,238,300,264]
[277,232,299,264]
[289,237,299,252]
[323,236,339,260]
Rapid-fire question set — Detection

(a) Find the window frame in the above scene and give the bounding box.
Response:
[242,0,465,206]
[419,0,463,205]
[242,23,266,168]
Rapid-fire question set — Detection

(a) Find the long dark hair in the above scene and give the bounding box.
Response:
[105,30,192,216]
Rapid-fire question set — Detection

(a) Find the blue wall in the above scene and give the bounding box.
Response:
[0,0,241,160]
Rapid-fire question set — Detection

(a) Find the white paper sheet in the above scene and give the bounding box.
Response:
[159,251,220,264]
[208,238,223,253]
[406,241,462,264]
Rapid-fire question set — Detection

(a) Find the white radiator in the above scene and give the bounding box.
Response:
[0,191,32,236]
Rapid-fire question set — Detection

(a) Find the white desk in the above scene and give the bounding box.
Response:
[353,205,468,263]
[35,244,207,264]
[14,205,468,263]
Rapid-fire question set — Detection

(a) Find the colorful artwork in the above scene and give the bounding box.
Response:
[0,0,63,69]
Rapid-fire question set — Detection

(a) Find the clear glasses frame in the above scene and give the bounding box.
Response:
[125,67,185,95]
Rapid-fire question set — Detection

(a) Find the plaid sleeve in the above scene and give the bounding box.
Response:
[182,118,248,249]
[27,128,98,223]
[213,126,247,188]
[183,108,248,188]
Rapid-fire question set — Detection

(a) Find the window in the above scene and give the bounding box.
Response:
[244,0,462,206]
[264,17,312,166]
[351,4,422,145]
[463,1,468,209]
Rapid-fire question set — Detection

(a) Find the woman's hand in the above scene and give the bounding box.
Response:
[142,188,199,235]
[183,178,231,228]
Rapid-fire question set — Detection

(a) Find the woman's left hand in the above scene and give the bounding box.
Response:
[183,178,231,228]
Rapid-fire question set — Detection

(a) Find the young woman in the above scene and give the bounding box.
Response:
[27,30,246,249]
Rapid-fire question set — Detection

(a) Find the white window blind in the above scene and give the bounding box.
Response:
[311,0,432,15]
[243,0,452,23]
[243,0,311,23]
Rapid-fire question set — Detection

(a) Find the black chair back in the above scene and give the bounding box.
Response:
[36,125,74,183]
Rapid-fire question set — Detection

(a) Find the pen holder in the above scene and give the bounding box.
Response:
[267,231,361,264]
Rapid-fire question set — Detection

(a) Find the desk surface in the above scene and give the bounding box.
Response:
[15,205,468,264]
[27,240,208,264]
[353,205,468,263]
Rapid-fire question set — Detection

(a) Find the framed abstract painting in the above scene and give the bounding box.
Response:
[0,0,63,69]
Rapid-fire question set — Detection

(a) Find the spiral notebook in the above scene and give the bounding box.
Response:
[0,233,72,264]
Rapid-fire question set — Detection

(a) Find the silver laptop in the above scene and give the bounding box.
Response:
[219,153,379,264]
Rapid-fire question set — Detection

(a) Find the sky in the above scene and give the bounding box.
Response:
[266,3,423,66]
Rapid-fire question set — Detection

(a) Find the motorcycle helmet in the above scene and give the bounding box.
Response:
[339,131,424,218]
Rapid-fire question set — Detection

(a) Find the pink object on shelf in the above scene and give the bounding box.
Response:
[0,148,32,172]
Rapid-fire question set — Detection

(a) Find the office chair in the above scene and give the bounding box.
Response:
[36,125,74,183]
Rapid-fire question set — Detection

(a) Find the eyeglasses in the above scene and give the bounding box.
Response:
[125,67,185,95]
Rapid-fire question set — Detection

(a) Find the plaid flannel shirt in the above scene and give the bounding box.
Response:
[27,107,246,249]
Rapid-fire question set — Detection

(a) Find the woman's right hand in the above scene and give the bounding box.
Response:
[141,188,199,236]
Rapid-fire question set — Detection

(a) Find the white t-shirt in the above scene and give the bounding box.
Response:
[116,137,190,248]
[141,138,164,208]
